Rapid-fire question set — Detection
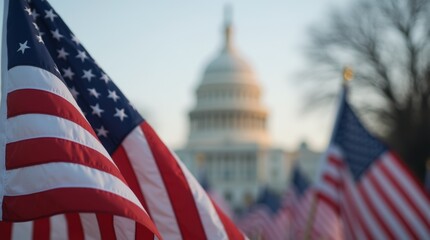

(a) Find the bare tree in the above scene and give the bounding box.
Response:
[302,0,430,182]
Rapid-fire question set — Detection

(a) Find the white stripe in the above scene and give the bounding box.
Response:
[50,214,68,240]
[380,154,430,220]
[361,173,408,239]
[0,0,10,220]
[175,154,228,240]
[122,126,182,240]
[6,113,113,165]
[315,178,338,203]
[114,216,136,240]
[7,66,84,118]
[4,162,144,210]
[321,163,341,180]
[11,221,33,240]
[80,213,101,240]
[371,163,429,238]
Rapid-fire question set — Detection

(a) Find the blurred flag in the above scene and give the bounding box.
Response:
[0,0,160,239]
[1,0,245,239]
[237,187,288,240]
[315,86,430,239]
[288,165,342,239]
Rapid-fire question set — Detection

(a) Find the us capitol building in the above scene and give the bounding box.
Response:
[176,10,319,211]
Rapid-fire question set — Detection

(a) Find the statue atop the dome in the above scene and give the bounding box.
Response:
[223,4,233,52]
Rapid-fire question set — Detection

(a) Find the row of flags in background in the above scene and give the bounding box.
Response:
[0,0,245,239]
[1,0,429,239]
[237,84,430,239]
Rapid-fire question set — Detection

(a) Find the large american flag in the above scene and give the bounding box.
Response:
[0,0,160,239]
[0,0,245,239]
[315,87,430,239]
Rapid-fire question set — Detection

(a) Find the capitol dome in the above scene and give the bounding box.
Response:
[187,9,270,147]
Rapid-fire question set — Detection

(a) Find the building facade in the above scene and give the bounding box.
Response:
[176,10,293,211]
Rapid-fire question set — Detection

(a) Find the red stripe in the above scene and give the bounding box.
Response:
[316,192,339,213]
[136,222,155,240]
[65,213,84,240]
[379,158,430,229]
[7,89,96,138]
[141,122,206,239]
[6,138,125,183]
[111,146,154,240]
[2,188,160,239]
[0,221,12,240]
[212,201,245,240]
[357,178,395,239]
[33,218,50,240]
[328,155,343,168]
[368,166,419,239]
[322,173,341,189]
[96,214,115,240]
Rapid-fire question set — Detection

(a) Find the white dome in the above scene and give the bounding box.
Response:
[187,10,270,147]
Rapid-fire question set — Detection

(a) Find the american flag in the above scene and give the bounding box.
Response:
[315,87,430,239]
[0,0,160,239]
[1,0,245,239]
[237,188,288,240]
[288,165,343,239]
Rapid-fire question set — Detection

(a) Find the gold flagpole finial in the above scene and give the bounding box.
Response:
[343,67,353,84]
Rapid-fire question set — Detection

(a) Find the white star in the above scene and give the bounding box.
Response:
[96,126,109,138]
[62,67,74,80]
[54,66,60,74]
[36,34,44,43]
[32,9,39,19]
[100,73,110,83]
[107,90,120,102]
[17,41,30,54]
[69,87,79,99]
[33,22,39,31]
[57,48,69,59]
[24,7,32,15]
[44,9,57,22]
[51,29,63,41]
[82,69,95,81]
[71,34,80,45]
[76,50,88,62]
[91,103,104,117]
[88,88,101,98]
[114,108,128,122]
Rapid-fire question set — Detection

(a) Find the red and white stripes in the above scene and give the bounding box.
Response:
[316,145,430,239]
[0,65,159,238]
[113,122,246,239]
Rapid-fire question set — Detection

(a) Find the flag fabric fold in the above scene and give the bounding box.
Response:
[314,86,430,239]
[1,0,245,239]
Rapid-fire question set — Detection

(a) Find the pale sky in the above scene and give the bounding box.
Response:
[1,0,351,151]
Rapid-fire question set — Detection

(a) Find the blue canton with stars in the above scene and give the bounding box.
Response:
[331,88,387,181]
[11,0,144,154]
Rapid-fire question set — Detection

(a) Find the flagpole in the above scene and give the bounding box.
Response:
[302,67,353,240]
[303,192,317,240]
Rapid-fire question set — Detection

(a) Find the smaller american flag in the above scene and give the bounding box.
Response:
[288,165,343,239]
[237,187,288,240]
[315,87,430,239]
